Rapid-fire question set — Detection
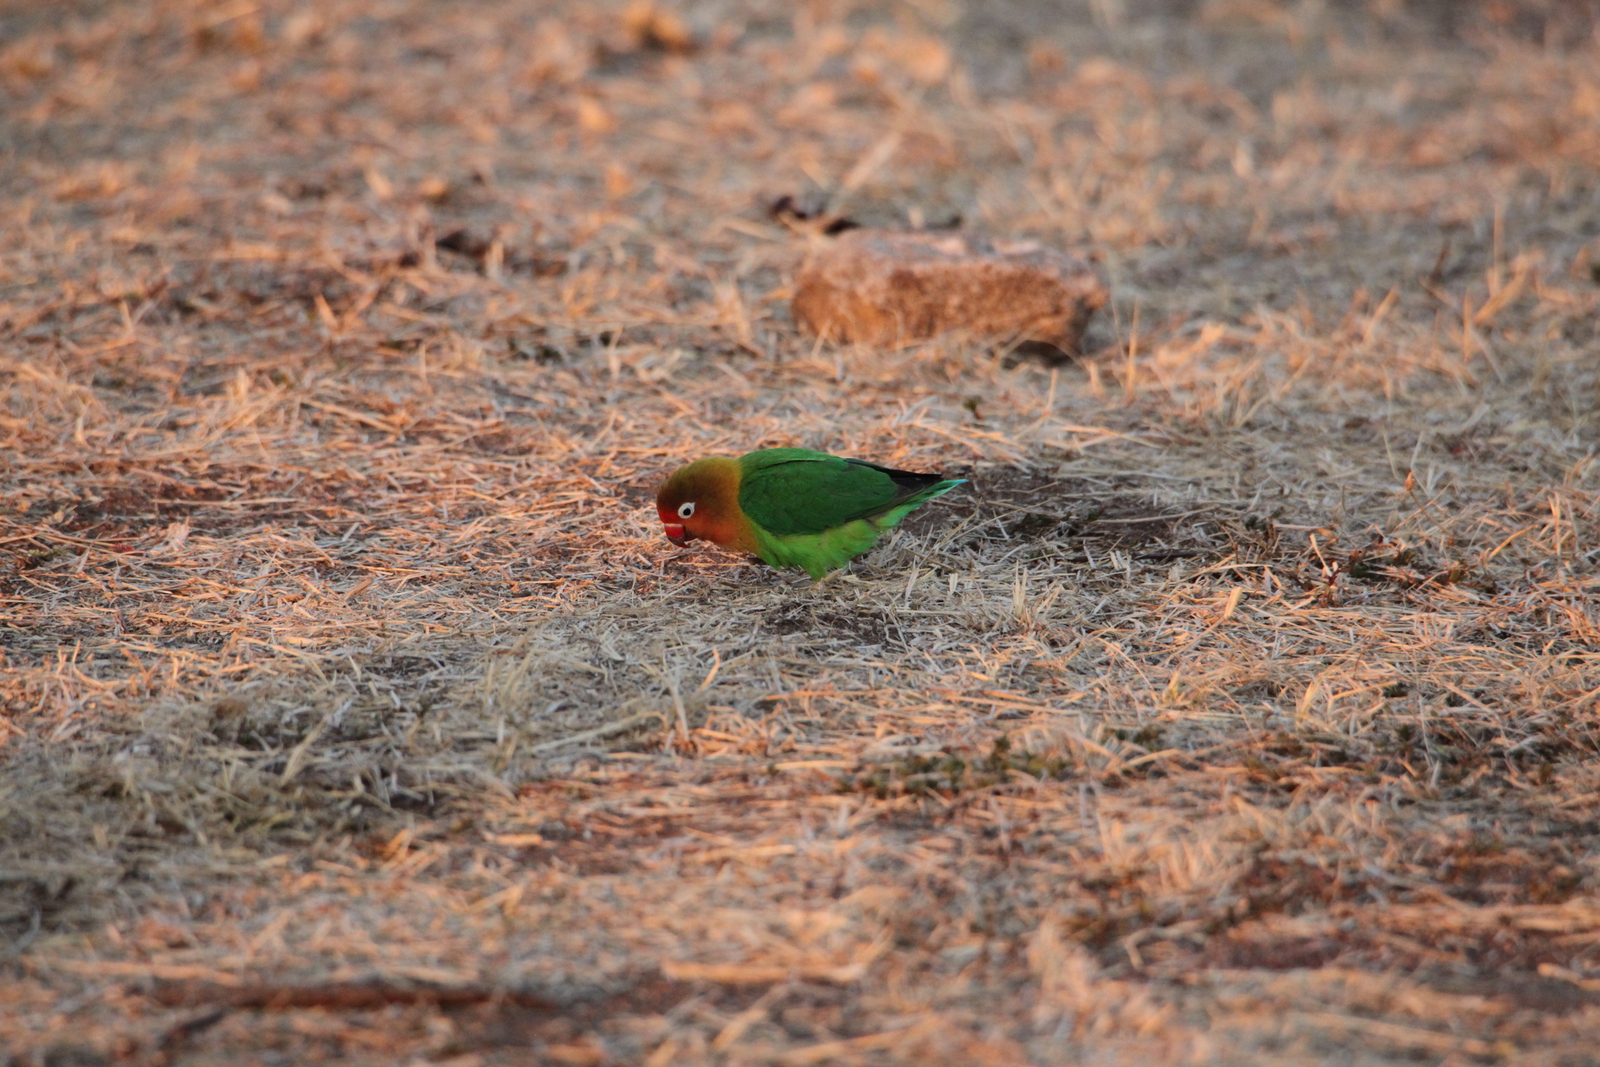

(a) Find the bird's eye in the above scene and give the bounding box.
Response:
[677,502,695,519]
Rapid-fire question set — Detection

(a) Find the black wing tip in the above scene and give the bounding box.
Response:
[893,473,944,493]
[843,457,950,491]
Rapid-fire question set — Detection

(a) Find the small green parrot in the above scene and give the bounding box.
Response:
[655,448,966,579]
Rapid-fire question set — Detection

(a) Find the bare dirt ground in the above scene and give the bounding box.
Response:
[3,0,1599,1063]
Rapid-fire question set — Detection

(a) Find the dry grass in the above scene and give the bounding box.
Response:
[2,0,1599,1063]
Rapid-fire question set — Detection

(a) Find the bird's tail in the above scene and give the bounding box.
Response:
[908,478,966,505]
[874,478,966,530]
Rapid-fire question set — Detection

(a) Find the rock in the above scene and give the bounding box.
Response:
[791,230,1108,357]
[43,1046,110,1067]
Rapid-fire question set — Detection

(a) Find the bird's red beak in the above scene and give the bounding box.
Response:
[663,523,689,546]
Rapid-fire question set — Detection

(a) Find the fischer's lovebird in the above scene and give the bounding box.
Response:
[655,448,966,579]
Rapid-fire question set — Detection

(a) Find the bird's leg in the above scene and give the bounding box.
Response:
[810,567,861,590]
[810,567,846,590]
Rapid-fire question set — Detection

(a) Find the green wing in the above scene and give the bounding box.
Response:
[737,448,949,535]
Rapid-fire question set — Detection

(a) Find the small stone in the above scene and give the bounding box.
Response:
[211,696,248,721]
[621,1,695,53]
[210,696,249,741]
[417,176,450,203]
[791,230,1108,357]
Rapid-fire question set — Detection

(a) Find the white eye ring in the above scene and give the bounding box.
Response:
[677,502,695,519]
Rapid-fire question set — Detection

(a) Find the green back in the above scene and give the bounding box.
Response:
[737,448,938,535]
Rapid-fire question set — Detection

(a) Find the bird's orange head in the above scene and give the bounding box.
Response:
[655,456,744,548]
